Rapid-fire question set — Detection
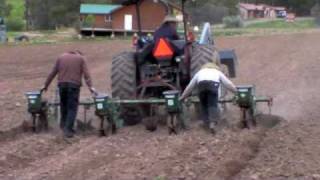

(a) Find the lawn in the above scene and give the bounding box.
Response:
[213,17,318,37]
[245,18,316,29]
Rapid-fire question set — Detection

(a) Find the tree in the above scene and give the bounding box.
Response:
[49,0,80,28]
[27,0,113,30]
[183,0,238,24]
[0,0,12,17]
[27,0,51,29]
[311,1,320,25]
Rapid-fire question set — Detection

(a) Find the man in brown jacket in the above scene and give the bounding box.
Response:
[42,50,96,138]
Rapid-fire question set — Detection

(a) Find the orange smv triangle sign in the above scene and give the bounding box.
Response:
[153,38,174,59]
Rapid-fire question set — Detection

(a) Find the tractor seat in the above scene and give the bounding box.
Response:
[170,40,186,55]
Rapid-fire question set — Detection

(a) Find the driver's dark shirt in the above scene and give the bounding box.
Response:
[153,24,179,43]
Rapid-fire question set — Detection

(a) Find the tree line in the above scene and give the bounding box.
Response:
[0,0,11,17]
[239,0,318,16]
[25,0,113,30]
[176,0,319,24]
[0,0,319,30]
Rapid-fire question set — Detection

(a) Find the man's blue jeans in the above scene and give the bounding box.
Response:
[198,81,220,125]
[59,83,80,133]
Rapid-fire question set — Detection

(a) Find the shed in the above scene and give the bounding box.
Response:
[239,3,286,20]
[239,3,265,20]
[80,0,183,36]
[80,4,122,32]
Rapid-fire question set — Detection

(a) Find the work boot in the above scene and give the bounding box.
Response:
[63,128,74,138]
[182,124,191,131]
[209,122,216,135]
[60,122,65,130]
[180,118,190,131]
[70,128,76,134]
[199,121,213,134]
[199,120,209,129]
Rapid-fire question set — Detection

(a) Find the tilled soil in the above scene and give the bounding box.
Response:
[0,123,273,180]
[1,31,320,179]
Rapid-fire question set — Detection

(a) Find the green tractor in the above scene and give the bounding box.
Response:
[0,17,7,43]
[111,0,238,127]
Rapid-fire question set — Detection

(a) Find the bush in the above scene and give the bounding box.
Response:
[315,16,320,26]
[311,3,320,26]
[6,17,24,31]
[223,16,243,28]
[311,3,320,16]
[83,15,95,28]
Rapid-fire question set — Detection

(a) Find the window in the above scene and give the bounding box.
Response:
[105,15,112,22]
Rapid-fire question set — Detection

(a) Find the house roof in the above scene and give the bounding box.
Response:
[115,0,182,11]
[239,3,286,11]
[239,3,265,11]
[80,4,122,14]
[274,7,286,11]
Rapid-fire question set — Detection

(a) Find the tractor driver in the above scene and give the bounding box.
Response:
[154,15,180,43]
[179,61,237,134]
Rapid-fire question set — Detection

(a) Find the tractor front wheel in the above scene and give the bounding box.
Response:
[190,44,219,119]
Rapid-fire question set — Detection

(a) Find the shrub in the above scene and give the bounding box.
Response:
[223,16,243,28]
[6,17,24,31]
[83,15,95,28]
[311,3,320,26]
[315,17,320,26]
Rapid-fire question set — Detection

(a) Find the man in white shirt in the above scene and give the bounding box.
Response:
[180,62,237,134]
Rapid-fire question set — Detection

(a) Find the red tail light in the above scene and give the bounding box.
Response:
[188,31,195,42]
[132,34,138,47]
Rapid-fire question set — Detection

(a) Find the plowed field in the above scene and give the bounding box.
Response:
[1,31,320,179]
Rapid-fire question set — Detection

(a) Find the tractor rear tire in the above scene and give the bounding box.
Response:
[111,52,141,125]
[111,52,136,99]
[190,44,221,120]
[190,44,220,77]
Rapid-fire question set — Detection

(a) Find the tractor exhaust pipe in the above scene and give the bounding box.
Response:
[135,1,142,37]
[182,0,188,41]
